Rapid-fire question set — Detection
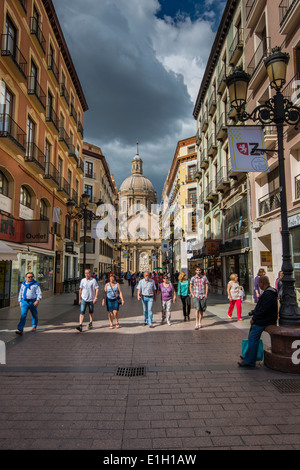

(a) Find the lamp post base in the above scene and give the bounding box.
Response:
[264,325,300,374]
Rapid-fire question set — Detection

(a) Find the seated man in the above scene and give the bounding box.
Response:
[238,276,278,368]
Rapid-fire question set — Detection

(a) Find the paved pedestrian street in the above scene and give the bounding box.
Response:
[0,284,300,452]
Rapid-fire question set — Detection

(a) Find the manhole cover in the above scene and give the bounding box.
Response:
[270,379,300,394]
[115,366,146,377]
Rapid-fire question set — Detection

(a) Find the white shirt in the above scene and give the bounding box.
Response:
[79,278,99,302]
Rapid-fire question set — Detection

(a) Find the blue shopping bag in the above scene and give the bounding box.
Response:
[242,339,264,361]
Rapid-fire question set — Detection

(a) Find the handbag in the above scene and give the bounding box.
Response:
[242,339,264,361]
[110,283,122,305]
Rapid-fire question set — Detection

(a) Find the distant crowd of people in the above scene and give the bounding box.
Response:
[14,266,285,369]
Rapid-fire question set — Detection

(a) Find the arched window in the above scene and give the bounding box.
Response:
[20,186,31,208]
[40,199,48,220]
[0,171,8,197]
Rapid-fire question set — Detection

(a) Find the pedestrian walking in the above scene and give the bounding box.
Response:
[15,272,42,335]
[253,268,266,303]
[76,269,99,332]
[130,273,137,297]
[102,273,124,329]
[238,276,278,368]
[178,272,191,321]
[190,267,208,330]
[159,275,176,325]
[275,271,283,302]
[227,273,243,321]
[137,271,156,327]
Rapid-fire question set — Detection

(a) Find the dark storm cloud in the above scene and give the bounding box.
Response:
[52,0,219,198]
[52,0,192,145]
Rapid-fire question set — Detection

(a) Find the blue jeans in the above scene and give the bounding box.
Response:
[244,324,265,366]
[142,296,154,325]
[80,300,94,315]
[18,299,38,331]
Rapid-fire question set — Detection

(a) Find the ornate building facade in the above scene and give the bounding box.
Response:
[118,144,161,273]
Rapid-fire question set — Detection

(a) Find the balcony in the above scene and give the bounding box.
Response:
[208,93,217,116]
[200,152,209,169]
[68,143,79,165]
[207,134,217,157]
[44,162,59,188]
[217,63,227,95]
[0,114,26,152]
[295,174,300,200]
[60,83,70,107]
[27,76,46,111]
[77,158,84,173]
[46,105,59,132]
[185,197,197,207]
[58,176,71,198]
[47,54,59,84]
[247,37,270,90]
[206,181,218,202]
[30,17,46,55]
[196,128,202,146]
[279,0,300,34]
[69,104,77,125]
[216,113,227,141]
[258,188,281,216]
[216,166,230,192]
[200,114,209,133]
[71,189,79,206]
[85,170,96,180]
[24,142,46,172]
[1,34,27,80]
[283,72,300,105]
[229,29,244,66]
[195,164,202,179]
[59,126,70,151]
[246,0,267,29]
[77,121,84,138]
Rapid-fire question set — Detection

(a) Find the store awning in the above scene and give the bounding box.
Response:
[0,241,18,261]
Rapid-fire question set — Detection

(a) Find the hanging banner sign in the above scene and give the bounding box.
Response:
[228,126,269,172]
[161,241,169,252]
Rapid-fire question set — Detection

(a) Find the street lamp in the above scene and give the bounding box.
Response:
[170,221,174,282]
[67,193,103,277]
[226,46,300,329]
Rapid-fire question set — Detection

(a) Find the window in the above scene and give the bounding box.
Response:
[84,184,93,202]
[188,189,196,204]
[65,215,71,239]
[20,186,31,208]
[0,171,9,197]
[29,59,38,93]
[187,165,196,181]
[40,199,48,220]
[5,16,17,58]
[86,161,93,178]
[27,115,36,147]
[268,167,279,193]
[45,139,51,164]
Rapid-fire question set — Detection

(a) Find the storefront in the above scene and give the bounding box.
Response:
[289,213,300,306]
[0,213,55,307]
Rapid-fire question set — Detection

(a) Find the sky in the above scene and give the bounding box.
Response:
[52,0,226,200]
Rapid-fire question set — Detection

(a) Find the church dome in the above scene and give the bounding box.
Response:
[119,141,156,195]
[120,174,155,193]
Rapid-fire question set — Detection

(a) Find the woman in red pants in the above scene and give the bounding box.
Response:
[227,273,243,321]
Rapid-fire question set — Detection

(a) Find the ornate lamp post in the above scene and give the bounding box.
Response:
[226,47,300,373]
[67,194,103,277]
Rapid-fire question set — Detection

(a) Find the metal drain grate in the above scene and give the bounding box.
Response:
[270,379,300,394]
[115,366,146,377]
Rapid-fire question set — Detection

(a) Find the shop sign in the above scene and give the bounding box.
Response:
[161,241,169,252]
[288,213,300,229]
[24,220,49,243]
[205,240,220,255]
[0,214,49,243]
[228,126,269,172]
[260,251,273,267]
[65,242,74,253]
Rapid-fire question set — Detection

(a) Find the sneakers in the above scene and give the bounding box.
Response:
[15,330,23,336]
[76,324,83,332]
[88,322,93,329]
